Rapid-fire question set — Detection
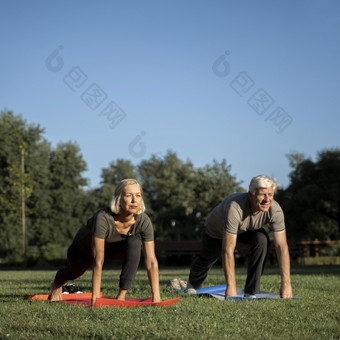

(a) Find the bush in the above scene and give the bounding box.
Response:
[298,256,340,265]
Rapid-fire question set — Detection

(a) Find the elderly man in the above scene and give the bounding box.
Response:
[186,175,293,298]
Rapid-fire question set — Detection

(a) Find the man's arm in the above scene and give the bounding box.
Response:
[273,230,293,298]
[143,240,161,302]
[222,231,237,297]
[91,236,105,307]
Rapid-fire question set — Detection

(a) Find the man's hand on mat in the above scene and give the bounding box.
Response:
[280,282,293,299]
[50,281,62,301]
[225,285,237,297]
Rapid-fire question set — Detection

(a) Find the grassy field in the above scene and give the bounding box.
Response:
[0,265,339,339]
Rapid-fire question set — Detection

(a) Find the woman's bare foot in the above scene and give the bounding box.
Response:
[116,288,127,301]
[50,281,62,301]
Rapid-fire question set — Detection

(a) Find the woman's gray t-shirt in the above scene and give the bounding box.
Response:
[73,207,154,254]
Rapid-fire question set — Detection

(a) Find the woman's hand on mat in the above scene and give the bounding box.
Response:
[152,294,161,303]
[91,292,101,307]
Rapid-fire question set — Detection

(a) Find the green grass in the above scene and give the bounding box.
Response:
[0,265,339,339]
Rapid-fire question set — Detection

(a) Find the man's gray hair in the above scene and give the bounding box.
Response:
[248,175,277,195]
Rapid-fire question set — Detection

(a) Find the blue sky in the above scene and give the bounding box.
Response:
[1,0,339,190]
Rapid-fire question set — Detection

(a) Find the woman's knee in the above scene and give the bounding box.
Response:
[126,236,141,255]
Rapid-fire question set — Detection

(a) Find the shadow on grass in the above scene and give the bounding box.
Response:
[0,294,28,303]
[267,265,340,276]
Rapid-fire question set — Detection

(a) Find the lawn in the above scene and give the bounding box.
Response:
[0,265,339,339]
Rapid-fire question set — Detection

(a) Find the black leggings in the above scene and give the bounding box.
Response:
[54,235,141,290]
[188,228,270,294]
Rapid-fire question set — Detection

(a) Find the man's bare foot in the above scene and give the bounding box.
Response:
[50,281,62,301]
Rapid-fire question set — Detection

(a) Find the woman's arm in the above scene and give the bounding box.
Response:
[143,240,161,302]
[91,236,105,307]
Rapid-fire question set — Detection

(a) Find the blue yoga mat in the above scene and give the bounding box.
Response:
[182,285,298,300]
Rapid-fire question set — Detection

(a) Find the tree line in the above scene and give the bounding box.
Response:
[1,110,339,264]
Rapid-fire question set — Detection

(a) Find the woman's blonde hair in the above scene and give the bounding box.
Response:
[110,179,146,214]
[249,175,277,195]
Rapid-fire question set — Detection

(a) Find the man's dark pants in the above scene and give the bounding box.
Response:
[188,228,270,295]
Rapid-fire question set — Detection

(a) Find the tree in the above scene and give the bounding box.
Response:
[138,151,196,240]
[278,149,340,240]
[0,110,90,263]
[138,151,244,240]
[43,142,88,259]
[192,159,244,232]
[0,110,43,263]
[0,110,246,262]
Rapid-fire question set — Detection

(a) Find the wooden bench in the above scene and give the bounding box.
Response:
[298,239,340,257]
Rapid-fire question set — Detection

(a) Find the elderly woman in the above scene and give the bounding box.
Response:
[50,179,160,306]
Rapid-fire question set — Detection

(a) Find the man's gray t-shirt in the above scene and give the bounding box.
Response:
[205,193,285,240]
[73,207,154,254]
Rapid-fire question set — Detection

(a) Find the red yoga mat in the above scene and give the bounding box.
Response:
[29,293,180,308]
